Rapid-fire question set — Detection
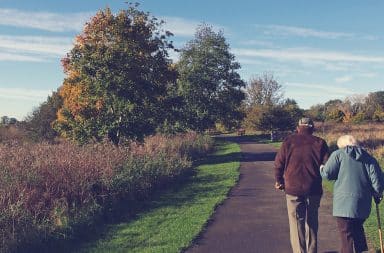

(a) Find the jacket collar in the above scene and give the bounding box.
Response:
[297,126,313,135]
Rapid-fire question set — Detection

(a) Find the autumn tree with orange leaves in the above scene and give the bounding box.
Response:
[54,4,177,144]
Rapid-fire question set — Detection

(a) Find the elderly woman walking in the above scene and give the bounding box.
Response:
[321,135,384,253]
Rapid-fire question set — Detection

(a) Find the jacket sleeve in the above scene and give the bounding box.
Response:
[321,140,330,164]
[367,158,384,195]
[274,142,286,184]
[321,151,340,180]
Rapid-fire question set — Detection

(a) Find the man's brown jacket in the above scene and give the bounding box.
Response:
[274,128,329,196]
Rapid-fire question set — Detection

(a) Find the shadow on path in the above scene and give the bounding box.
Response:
[198,151,276,165]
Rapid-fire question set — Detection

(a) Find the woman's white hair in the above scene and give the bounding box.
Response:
[337,135,358,148]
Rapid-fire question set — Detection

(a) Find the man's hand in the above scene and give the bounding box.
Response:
[275,182,285,191]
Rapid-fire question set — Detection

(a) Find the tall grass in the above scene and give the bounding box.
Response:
[315,122,384,157]
[0,132,213,253]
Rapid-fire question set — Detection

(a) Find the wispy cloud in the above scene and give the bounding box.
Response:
[335,75,353,83]
[358,72,377,78]
[0,51,45,62]
[239,39,275,47]
[161,16,200,37]
[233,48,384,64]
[0,8,92,32]
[0,87,52,101]
[254,24,377,40]
[285,82,355,96]
[0,35,72,56]
[161,16,228,37]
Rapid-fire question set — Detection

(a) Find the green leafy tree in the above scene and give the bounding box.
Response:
[283,98,303,129]
[255,105,297,140]
[305,104,326,121]
[176,24,245,132]
[324,99,344,122]
[25,91,62,142]
[54,5,177,144]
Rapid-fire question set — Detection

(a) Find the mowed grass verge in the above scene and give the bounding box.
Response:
[361,159,384,252]
[74,140,241,253]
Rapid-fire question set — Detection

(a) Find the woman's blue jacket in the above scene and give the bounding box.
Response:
[321,146,384,219]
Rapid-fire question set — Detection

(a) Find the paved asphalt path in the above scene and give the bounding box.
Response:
[185,137,342,253]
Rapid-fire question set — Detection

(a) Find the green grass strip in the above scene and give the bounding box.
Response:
[75,140,241,253]
[364,159,384,252]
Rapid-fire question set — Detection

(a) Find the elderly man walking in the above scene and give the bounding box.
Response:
[274,118,330,253]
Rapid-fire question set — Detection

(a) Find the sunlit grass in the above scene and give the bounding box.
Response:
[73,140,241,253]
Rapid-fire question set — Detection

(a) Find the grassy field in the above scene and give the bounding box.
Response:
[65,140,241,253]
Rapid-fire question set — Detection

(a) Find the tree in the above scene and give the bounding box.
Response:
[324,99,344,122]
[54,5,177,144]
[0,116,9,125]
[337,95,366,123]
[25,91,62,142]
[305,104,326,121]
[245,73,284,107]
[255,105,298,140]
[283,98,303,128]
[243,74,286,131]
[365,91,384,120]
[176,24,246,132]
[0,116,17,126]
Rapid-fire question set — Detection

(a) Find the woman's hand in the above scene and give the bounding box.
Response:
[374,193,383,204]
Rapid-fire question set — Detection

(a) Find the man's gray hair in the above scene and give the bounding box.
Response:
[337,135,358,148]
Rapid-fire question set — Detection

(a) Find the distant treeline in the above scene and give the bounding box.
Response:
[306,91,384,123]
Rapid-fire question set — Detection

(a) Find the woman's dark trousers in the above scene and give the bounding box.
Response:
[336,217,368,253]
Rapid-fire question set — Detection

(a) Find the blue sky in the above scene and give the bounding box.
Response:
[1,1,384,119]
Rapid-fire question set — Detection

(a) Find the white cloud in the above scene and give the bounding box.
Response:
[284,82,357,108]
[358,72,377,78]
[0,87,52,101]
[167,49,180,62]
[161,16,200,37]
[335,75,353,83]
[237,57,267,66]
[0,51,45,62]
[239,39,275,47]
[0,35,72,56]
[285,82,355,96]
[0,8,92,32]
[254,24,377,40]
[161,16,228,38]
[233,48,384,64]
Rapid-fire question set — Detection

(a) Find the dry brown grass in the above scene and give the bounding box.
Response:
[314,122,384,164]
[0,132,213,252]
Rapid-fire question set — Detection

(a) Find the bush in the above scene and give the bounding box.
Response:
[0,132,213,252]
